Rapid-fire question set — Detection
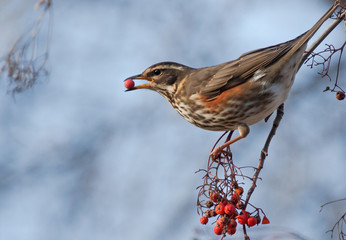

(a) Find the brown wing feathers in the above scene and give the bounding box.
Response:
[199,1,339,101]
[200,36,301,100]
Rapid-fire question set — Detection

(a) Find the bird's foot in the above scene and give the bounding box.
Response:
[210,147,223,160]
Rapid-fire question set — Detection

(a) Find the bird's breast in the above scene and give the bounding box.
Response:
[167,60,298,131]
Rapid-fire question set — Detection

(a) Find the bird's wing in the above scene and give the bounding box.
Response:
[200,34,304,101]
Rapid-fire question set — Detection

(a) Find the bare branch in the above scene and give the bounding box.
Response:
[0,0,53,95]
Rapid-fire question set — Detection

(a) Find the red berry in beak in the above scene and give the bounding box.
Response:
[124,79,135,89]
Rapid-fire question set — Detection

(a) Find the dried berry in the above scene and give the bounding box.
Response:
[206,200,214,208]
[210,191,221,203]
[235,187,244,196]
[236,201,244,209]
[336,91,345,100]
[205,210,212,218]
[210,210,217,217]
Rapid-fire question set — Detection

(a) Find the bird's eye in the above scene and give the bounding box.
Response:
[153,69,161,75]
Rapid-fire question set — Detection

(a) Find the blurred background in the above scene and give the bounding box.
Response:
[0,0,345,239]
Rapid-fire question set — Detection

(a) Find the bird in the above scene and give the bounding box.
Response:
[125,2,341,158]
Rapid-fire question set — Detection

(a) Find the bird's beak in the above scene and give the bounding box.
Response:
[124,74,153,91]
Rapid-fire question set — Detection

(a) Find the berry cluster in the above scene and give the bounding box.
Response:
[199,190,269,237]
[196,132,272,238]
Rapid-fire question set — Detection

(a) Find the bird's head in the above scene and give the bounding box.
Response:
[125,61,193,99]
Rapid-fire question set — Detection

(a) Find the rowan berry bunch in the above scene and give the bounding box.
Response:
[196,132,270,239]
[199,190,270,237]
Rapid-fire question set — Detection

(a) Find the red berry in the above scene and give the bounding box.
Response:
[227,225,237,235]
[200,216,208,225]
[214,225,223,235]
[236,214,248,225]
[262,216,270,224]
[247,216,257,227]
[336,91,345,101]
[216,217,227,228]
[215,204,225,215]
[228,219,237,228]
[220,199,228,206]
[124,79,135,89]
[241,210,250,218]
[224,204,236,216]
[231,193,240,204]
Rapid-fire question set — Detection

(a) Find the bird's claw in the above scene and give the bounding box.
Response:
[210,147,222,160]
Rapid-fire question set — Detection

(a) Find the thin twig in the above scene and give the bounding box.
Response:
[320,198,346,211]
[244,104,284,208]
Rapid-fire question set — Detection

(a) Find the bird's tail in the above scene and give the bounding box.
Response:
[292,1,343,69]
[278,1,340,70]
[300,1,345,66]
[296,2,340,52]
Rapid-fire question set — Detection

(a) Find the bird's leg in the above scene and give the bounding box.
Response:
[210,124,250,160]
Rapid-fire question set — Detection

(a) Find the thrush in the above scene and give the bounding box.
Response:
[125,3,341,158]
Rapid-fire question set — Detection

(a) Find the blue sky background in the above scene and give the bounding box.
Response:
[0,0,345,240]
